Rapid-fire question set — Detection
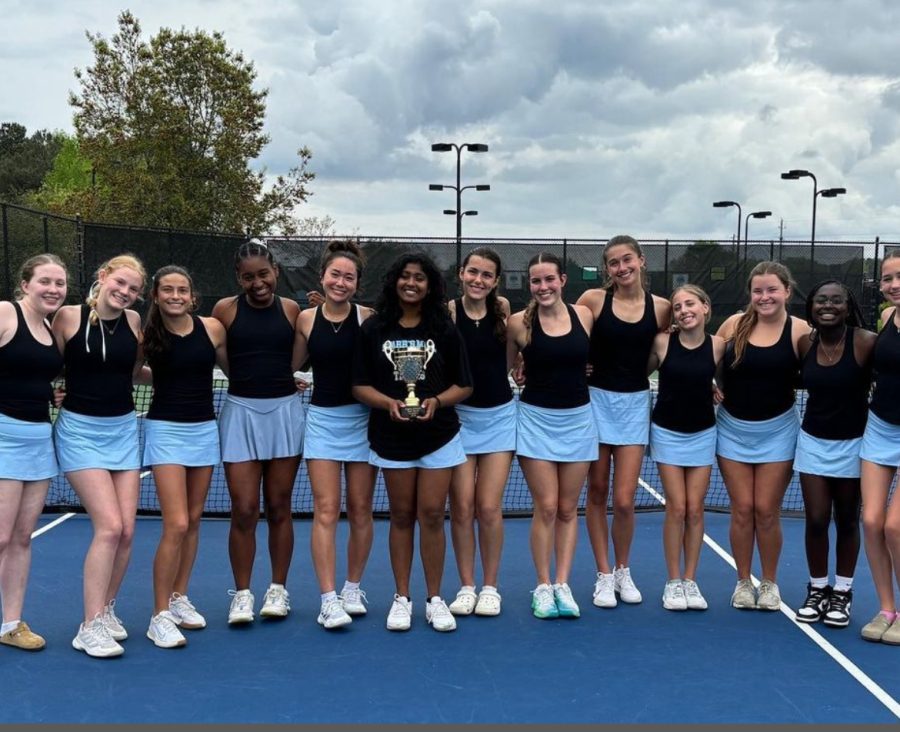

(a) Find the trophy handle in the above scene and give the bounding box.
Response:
[423,339,436,368]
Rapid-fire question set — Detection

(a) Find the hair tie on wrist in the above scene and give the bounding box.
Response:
[435,396,442,409]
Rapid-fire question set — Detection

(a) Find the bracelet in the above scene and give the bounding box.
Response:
[434,396,442,409]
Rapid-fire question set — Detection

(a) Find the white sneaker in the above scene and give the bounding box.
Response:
[448,586,477,616]
[339,586,368,616]
[169,593,207,629]
[756,580,782,611]
[147,610,187,648]
[386,595,413,631]
[553,583,580,618]
[662,580,688,611]
[228,589,255,624]
[614,567,643,604]
[260,584,290,618]
[592,572,617,608]
[731,579,757,609]
[425,597,457,632]
[318,597,352,629]
[102,599,128,641]
[72,615,124,658]
[682,579,708,610]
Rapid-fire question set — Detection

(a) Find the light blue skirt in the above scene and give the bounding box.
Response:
[0,412,58,481]
[517,401,598,463]
[54,409,140,473]
[457,400,517,455]
[219,393,304,463]
[716,407,799,464]
[650,423,716,468]
[794,428,862,479]
[859,410,900,468]
[143,418,220,468]
[369,432,467,470]
[590,387,651,446]
[304,403,370,462]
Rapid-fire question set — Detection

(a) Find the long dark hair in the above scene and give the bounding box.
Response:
[143,265,197,361]
[461,246,506,342]
[373,252,450,336]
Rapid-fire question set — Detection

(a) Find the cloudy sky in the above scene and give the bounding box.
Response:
[3,0,900,242]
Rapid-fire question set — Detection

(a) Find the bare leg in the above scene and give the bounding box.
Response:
[0,479,49,623]
[553,461,590,585]
[609,444,645,568]
[861,460,897,611]
[717,457,755,579]
[344,461,376,584]
[683,466,711,580]
[224,461,262,589]
[449,457,477,588]
[416,468,453,598]
[383,468,417,597]
[474,451,513,588]
[585,446,612,573]
[753,460,794,582]
[262,456,301,585]
[519,456,559,586]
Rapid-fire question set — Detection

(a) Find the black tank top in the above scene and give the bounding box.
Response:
[455,298,512,408]
[651,333,716,433]
[588,290,658,392]
[307,305,362,407]
[0,302,63,423]
[146,316,216,422]
[800,328,871,439]
[722,316,798,421]
[62,305,137,417]
[226,296,296,398]
[521,304,589,409]
[870,319,900,425]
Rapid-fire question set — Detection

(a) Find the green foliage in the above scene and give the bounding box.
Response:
[0,122,63,201]
[26,134,98,215]
[67,11,314,233]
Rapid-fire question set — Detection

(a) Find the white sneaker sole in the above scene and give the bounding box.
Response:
[342,604,367,616]
[146,631,187,649]
[318,615,352,629]
[72,637,124,658]
[260,607,289,618]
[386,620,411,631]
[228,613,254,625]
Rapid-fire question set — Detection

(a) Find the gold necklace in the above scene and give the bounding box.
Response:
[819,327,846,363]
[101,313,123,336]
[322,303,349,334]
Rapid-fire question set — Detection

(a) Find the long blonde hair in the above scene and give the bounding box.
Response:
[730,261,794,367]
[86,254,147,325]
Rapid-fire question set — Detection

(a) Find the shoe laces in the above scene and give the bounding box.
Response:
[683,580,701,598]
[342,587,367,605]
[390,595,411,617]
[86,615,114,645]
[265,586,288,606]
[668,581,686,600]
[229,590,253,612]
[554,583,575,603]
[829,591,850,612]
[594,573,614,594]
[617,569,637,591]
[428,599,452,621]
[172,593,196,612]
[104,600,124,628]
[802,586,829,608]
[532,585,555,609]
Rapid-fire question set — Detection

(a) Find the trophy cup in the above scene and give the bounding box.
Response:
[382,340,436,418]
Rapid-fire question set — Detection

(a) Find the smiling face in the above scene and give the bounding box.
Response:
[671,289,709,332]
[20,263,67,317]
[604,243,644,289]
[154,273,193,318]
[810,283,848,329]
[237,255,278,306]
[459,255,499,303]
[529,261,566,307]
[396,262,428,306]
[749,273,789,318]
[98,265,144,312]
[881,256,900,306]
[321,255,358,305]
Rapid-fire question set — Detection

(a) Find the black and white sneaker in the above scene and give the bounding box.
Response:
[823,589,852,628]
[795,583,831,623]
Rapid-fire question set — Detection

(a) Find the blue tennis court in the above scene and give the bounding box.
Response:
[7,501,900,724]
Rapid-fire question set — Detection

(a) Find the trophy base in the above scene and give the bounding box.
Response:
[400,404,423,419]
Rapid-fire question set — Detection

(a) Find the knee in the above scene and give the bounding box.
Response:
[390,509,416,532]
[731,504,754,527]
[163,517,190,542]
[805,513,830,537]
[884,519,900,546]
[686,505,704,526]
[556,506,578,524]
[666,503,687,524]
[451,500,475,526]
[587,481,610,506]
[535,504,558,525]
[314,503,340,529]
[417,507,446,531]
[475,502,502,528]
[754,507,780,532]
[95,520,125,547]
[231,503,259,531]
[612,499,633,521]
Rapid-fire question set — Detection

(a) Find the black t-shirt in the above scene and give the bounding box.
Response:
[353,317,472,461]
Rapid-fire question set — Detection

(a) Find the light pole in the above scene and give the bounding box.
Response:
[780,169,846,251]
[713,200,742,259]
[744,210,772,246]
[430,142,490,268]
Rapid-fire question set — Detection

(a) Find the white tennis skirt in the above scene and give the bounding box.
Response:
[304,403,370,462]
[54,409,140,473]
[859,410,900,468]
[369,432,467,470]
[0,412,58,481]
[590,387,651,446]
[457,400,517,455]
[143,418,221,468]
[649,423,717,468]
[716,406,799,464]
[516,401,598,463]
[219,393,304,462]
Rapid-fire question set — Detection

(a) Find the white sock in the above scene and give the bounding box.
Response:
[810,576,829,589]
[320,591,337,604]
[342,580,360,592]
[460,585,475,593]
[428,596,443,604]
[1,620,20,635]
[481,585,497,594]
[834,575,854,593]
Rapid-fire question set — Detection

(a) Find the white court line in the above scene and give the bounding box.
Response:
[31,512,75,539]
[140,470,151,479]
[637,477,900,720]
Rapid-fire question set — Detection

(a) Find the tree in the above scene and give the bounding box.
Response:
[27,134,98,215]
[0,123,63,202]
[69,11,314,232]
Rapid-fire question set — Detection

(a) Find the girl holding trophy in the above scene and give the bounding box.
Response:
[352,253,472,633]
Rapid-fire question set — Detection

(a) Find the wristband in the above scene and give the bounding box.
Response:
[434,396,442,409]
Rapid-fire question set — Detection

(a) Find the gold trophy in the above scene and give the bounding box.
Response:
[382,340,436,418]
